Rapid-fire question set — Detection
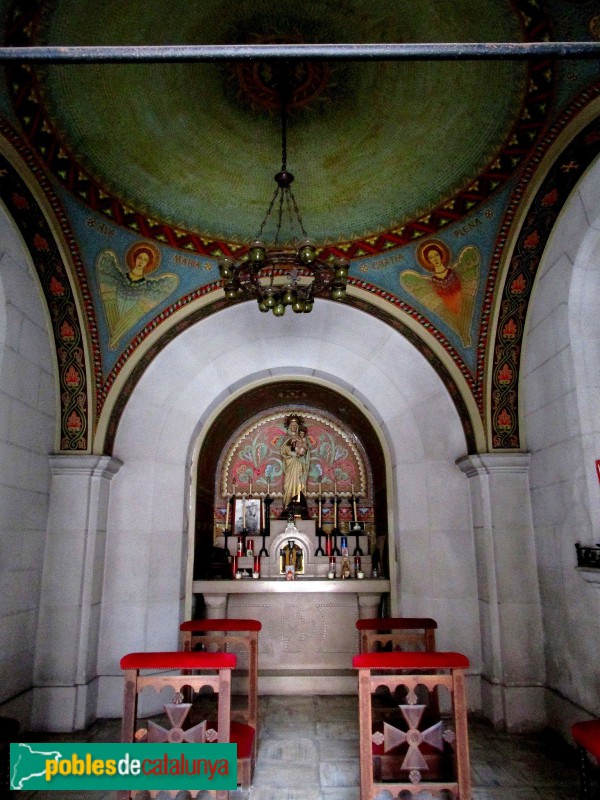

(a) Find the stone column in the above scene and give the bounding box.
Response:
[32,455,122,731]
[357,593,384,620]
[456,453,546,731]
[203,594,228,619]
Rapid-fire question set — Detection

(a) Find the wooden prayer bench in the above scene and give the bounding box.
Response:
[119,650,255,799]
[356,616,438,653]
[353,651,471,800]
[179,618,261,786]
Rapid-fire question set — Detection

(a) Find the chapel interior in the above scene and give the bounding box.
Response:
[1,0,600,792]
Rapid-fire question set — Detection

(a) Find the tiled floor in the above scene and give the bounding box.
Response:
[16,695,590,799]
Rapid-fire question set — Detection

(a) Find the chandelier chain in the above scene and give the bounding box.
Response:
[217,61,348,316]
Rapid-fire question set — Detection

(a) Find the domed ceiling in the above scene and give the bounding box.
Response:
[1,0,599,455]
[8,0,543,251]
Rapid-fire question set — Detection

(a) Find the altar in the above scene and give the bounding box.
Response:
[193,519,391,694]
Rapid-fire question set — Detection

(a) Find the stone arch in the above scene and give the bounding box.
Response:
[490,109,600,449]
[0,132,94,451]
[521,153,600,718]
[97,299,481,715]
[190,378,390,577]
[98,291,483,456]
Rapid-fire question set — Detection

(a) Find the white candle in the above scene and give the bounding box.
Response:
[225,496,230,528]
[267,480,270,495]
[334,480,337,494]
[318,496,322,528]
[249,480,252,496]
[242,498,246,528]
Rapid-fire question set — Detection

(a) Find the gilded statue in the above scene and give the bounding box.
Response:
[280,415,311,510]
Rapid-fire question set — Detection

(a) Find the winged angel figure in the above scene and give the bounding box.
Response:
[97,241,179,350]
[400,239,480,347]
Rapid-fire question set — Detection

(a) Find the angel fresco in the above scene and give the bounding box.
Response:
[400,238,480,347]
[96,241,179,350]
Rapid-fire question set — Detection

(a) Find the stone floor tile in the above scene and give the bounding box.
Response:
[259,718,317,738]
[318,737,360,760]
[534,789,579,800]
[249,789,322,800]
[319,758,360,787]
[321,788,360,800]
[251,760,320,789]
[257,737,318,763]
[316,721,359,740]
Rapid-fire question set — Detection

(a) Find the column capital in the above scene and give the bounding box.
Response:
[456,452,530,478]
[49,454,123,480]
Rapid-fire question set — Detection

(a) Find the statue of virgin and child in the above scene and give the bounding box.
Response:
[280,415,311,513]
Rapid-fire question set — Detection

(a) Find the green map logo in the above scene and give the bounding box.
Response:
[10,742,237,790]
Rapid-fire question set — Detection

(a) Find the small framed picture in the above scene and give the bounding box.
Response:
[234,498,261,534]
[285,565,295,581]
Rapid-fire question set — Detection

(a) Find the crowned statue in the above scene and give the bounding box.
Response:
[280,415,311,519]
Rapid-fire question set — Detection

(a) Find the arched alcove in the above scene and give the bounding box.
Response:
[98,299,479,713]
[192,380,389,580]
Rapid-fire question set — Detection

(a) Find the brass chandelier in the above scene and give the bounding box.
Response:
[218,70,349,317]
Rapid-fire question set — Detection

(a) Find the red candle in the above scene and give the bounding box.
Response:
[231,555,238,578]
[254,555,260,573]
[325,534,332,556]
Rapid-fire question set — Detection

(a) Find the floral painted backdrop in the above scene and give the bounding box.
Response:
[214,410,374,526]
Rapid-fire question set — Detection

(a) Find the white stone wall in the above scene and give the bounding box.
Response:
[521,156,600,730]
[0,201,55,719]
[97,301,482,716]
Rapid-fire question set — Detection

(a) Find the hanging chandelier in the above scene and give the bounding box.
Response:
[218,68,349,317]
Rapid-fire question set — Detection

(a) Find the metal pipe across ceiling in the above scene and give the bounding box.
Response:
[0,41,599,63]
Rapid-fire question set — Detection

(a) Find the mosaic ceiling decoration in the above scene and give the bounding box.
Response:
[1,0,598,454]
[7,0,548,254]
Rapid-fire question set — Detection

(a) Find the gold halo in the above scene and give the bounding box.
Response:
[125,241,161,276]
[416,238,451,272]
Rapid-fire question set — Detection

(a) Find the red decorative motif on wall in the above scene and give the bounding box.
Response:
[220,412,369,498]
[489,110,600,448]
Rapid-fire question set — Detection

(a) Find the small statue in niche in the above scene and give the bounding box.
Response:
[341,556,351,579]
[280,539,304,575]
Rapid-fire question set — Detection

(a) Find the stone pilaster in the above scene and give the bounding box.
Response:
[457,453,546,731]
[32,455,122,731]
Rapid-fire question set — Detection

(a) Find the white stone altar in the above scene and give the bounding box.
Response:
[193,519,390,694]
